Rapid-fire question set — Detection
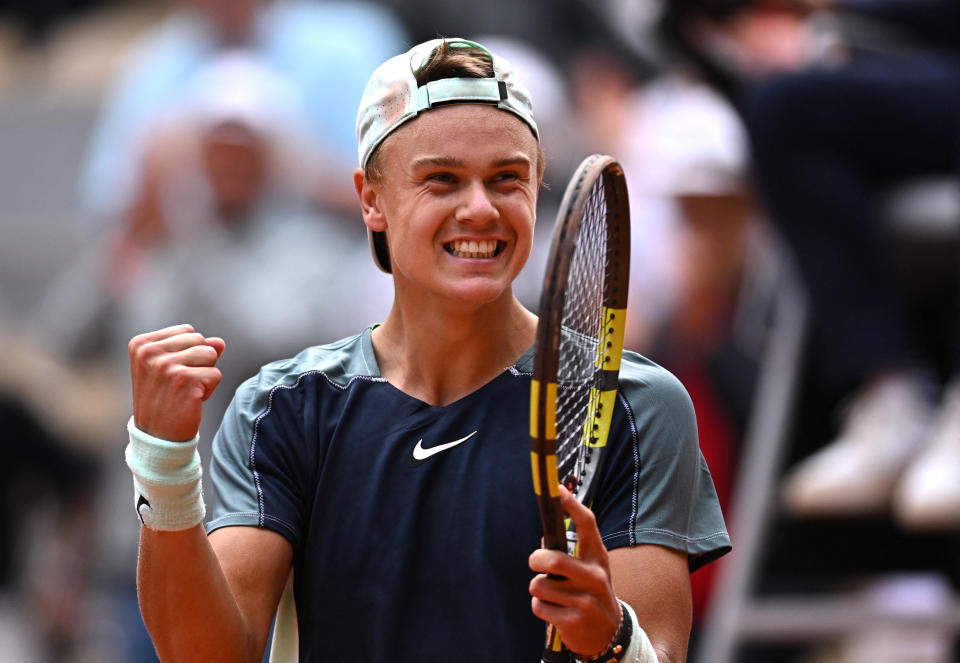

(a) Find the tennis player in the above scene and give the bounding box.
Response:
[126,38,729,663]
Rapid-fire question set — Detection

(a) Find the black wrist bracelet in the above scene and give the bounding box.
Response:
[583,600,633,663]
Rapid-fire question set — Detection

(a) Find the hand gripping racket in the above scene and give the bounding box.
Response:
[530,154,630,662]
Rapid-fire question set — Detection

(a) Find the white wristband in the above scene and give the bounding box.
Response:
[124,416,205,531]
[619,601,657,663]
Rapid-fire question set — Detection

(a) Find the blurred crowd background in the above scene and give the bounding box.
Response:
[0,0,958,661]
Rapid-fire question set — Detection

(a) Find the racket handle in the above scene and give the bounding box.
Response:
[542,623,572,663]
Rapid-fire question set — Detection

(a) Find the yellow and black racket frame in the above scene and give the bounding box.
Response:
[531,153,630,552]
[530,154,630,661]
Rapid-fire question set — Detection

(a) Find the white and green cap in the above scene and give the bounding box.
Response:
[356,38,540,273]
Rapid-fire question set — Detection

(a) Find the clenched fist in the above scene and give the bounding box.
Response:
[129,324,226,442]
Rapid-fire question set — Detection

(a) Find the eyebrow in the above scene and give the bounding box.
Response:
[492,155,533,169]
[410,156,462,170]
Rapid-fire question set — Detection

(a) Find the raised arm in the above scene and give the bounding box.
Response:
[128,325,292,662]
[138,523,292,662]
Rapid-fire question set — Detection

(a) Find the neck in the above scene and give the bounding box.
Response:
[371,290,536,406]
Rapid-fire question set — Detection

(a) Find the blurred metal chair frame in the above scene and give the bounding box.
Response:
[696,176,960,663]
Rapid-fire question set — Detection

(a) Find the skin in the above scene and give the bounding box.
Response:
[129,103,692,662]
[353,104,540,405]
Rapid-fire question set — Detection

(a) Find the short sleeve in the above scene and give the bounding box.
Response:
[206,368,311,548]
[593,353,731,572]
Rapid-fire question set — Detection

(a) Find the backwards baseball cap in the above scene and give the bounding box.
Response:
[356,38,540,273]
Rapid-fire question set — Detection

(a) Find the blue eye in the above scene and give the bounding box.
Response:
[428,172,456,183]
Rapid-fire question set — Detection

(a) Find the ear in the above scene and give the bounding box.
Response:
[354,168,387,232]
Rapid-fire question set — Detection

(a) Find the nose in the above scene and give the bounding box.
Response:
[455,179,499,225]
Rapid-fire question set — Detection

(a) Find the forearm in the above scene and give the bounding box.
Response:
[610,546,692,663]
[617,594,685,663]
[138,525,260,663]
[128,329,284,662]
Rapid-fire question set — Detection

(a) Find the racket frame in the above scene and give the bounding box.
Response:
[531,153,630,551]
[529,154,630,661]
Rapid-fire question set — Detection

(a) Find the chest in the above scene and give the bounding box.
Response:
[296,376,543,584]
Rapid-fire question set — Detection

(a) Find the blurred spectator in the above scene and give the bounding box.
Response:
[104,48,312,293]
[0,394,94,658]
[0,325,124,661]
[38,48,391,356]
[39,45,394,440]
[77,0,408,230]
[619,70,750,354]
[659,0,837,103]
[110,50,393,386]
[742,0,960,529]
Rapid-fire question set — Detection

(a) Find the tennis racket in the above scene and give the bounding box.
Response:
[530,154,630,662]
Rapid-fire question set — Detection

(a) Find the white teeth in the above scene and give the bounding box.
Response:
[446,239,500,258]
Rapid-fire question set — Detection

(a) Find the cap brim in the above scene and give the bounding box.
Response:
[367,227,392,274]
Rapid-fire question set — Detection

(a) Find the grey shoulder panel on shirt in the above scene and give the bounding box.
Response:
[612,350,731,569]
[617,350,699,457]
[205,329,380,535]
[240,328,380,419]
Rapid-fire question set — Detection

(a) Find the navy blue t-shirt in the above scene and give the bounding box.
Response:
[207,327,729,662]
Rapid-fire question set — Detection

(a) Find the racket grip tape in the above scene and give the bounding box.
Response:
[542,623,572,663]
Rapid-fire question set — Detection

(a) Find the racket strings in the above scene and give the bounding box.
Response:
[554,175,611,489]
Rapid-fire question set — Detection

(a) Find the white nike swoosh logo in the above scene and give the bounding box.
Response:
[411,431,478,462]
